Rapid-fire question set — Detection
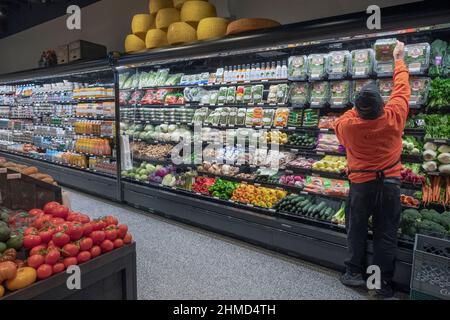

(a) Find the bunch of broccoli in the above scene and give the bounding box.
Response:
[400,208,450,238]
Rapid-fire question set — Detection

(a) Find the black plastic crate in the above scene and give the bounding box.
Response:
[410,234,450,300]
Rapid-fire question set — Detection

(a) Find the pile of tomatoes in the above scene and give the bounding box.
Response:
[23,201,132,280]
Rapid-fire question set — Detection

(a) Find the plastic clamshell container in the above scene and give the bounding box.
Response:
[377,78,394,102]
[289,82,310,107]
[351,79,376,103]
[307,54,328,80]
[309,81,330,108]
[374,38,397,76]
[350,49,375,78]
[330,81,352,107]
[326,50,351,79]
[409,77,430,106]
[288,55,308,80]
[404,43,431,74]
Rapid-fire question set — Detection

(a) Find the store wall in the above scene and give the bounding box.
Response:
[0,0,420,74]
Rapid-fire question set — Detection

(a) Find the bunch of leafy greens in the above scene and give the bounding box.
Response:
[423,114,450,139]
[427,78,450,108]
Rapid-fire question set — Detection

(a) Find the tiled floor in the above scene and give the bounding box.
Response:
[67,188,371,300]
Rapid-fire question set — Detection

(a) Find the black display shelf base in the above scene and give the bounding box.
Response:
[0,151,120,201]
[122,181,413,291]
[2,243,137,300]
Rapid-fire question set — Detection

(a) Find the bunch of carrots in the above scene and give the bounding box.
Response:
[422,176,450,206]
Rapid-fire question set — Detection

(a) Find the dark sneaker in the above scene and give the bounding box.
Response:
[339,272,366,287]
[374,280,394,299]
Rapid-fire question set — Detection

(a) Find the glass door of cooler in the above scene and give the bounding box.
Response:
[117,23,450,244]
[0,68,118,178]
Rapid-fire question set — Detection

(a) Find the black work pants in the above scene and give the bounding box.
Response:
[345,179,401,281]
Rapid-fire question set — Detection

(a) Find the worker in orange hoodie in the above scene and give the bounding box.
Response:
[334,41,409,298]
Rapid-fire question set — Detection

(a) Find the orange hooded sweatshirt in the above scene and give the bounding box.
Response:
[334,60,410,184]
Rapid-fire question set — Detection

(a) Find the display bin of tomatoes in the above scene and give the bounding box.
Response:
[0,168,62,211]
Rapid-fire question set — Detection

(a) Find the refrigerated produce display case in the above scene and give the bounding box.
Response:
[0,2,449,290]
[0,61,120,200]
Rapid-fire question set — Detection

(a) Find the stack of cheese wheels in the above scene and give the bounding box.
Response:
[197,17,228,40]
[180,0,216,28]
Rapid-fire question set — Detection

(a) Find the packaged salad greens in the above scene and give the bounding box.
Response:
[252,85,264,104]
[226,87,236,104]
[310,81,330,107]
[228,107,238,125]
[428,39,448,77]
[351,49,375,78]
[243,86,253,104]
[330,81,351,107]
[192,107,209,125]
[307,54,328,80]
[155,69,170,86]
[377,79,394,102]
[217,87,228,104]
[326,51,351,79]
[235,86,245,104]
[273,108,290,127]
[165,73,183,86]
[267,85,278,104]
[404,43,431,74]
[245,108,255,126]
[219,107,230,125]
[288,55,308,80]
[209,90,219,105]
[200,92,211,105]
[409,77,430,106]
[262,109,275,127]
[352,79,375,103]
[236,108,246,126]
[374,38,397,76]
[276,84,289,104]
[289,83,310,107]
[119,73,131,89]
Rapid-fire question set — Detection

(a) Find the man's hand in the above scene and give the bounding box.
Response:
[393,40,405,60]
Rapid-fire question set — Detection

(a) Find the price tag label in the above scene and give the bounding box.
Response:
[0,168,7,173]
[7,173,21,180]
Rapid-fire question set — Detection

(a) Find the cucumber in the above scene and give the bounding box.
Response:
[308,204,317,215]
[316,201,327,212]
[303,203,313,213]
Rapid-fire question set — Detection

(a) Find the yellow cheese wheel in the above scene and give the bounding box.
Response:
[132,14,154,39]
[146,29,169,49]
[180,1,216,28]
[156,8,180,30]
[197,17,228,40]
[173,0,207,10]
[226,18,281,35]
[149,0,173,15]
[167,22,197,45]
[124,34,146,53]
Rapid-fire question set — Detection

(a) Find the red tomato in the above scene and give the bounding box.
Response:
[43,201,60,215]
[62,243,79,257]
[103,215,118,226]
[79,237,93,251]
[47,240,57,250]
[52,262,65,274]
[117,224,128,238]
[23,235,42,249]
[123,233,132,244]
[45,250,61,265]
[90,246,101,258]
[52,205,69,219]
[33,215,52,229]
[66,212,79,222]
[39,228,55,244]
[75,214,90,224]
[51,217,66,226]
[27,254,45,269]
[91,221,103,231]
[77,251,92,263]
[29,209,44,216]
[82,223,93,236]
[37,264,53,280]
[105,227,117,241]
[89,231,105,244]
[24,227,38,236]
[68,223,83,241]
[30,244,47,256]
[63,257,78,268]
[100,240,114,253]
[52,232,70,247]
[113,238,124,249]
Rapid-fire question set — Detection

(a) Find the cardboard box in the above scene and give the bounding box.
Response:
[56,45,69,65]
[68,40,107,62]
